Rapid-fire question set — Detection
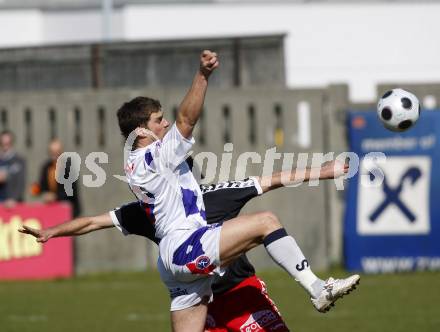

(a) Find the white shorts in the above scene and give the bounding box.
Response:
[158,223,224,311]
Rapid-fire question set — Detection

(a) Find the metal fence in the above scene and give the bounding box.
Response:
[0,36,285,93]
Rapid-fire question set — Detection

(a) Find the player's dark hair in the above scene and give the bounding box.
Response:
[117,96,162,139]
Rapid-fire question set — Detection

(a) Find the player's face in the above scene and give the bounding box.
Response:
[147,111,170,140]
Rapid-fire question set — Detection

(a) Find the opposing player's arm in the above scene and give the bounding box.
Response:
[176,50,219,139]
[255,160,349,193]
[18,213,114,243]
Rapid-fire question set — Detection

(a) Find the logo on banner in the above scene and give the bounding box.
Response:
[369,167,421,223]
[0,216,42,261]
[357,156,431,235]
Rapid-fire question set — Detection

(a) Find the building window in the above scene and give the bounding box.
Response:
[49,108,57,140]
[274,103,284,147]
[248,104,257,145]
[0,109,8,130]
[24,108,33,148]
[74,107,82,147]
[98,106,106,147]
[223,105,232,143]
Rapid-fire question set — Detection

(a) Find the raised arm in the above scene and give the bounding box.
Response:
[18,213,114,243]
[256,160,349,193]
[176,50,219,139]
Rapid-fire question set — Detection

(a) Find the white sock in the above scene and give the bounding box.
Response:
[264,229,324,298]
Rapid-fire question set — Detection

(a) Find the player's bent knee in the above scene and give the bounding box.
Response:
[257,211,282,234]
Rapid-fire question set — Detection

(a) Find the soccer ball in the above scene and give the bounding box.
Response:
[377,88,420,132]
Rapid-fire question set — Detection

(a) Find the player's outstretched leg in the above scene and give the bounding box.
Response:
[219,211,360,313]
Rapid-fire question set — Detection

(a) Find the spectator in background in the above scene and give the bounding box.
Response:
[38,138,81,217]
[0,130,26,207]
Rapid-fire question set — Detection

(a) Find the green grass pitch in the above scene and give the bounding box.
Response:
[1,269,439,332]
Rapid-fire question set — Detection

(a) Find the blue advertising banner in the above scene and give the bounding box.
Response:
[345,110,440,273]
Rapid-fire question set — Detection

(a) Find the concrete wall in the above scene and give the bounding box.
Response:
[1,82,438,273]
[0,85,333,273]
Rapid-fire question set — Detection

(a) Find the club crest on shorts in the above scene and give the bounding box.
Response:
[186,255,216,275]
[196,256,211,269]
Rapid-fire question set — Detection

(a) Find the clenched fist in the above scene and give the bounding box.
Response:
[199,50,219,78]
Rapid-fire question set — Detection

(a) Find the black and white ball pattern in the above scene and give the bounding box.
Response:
[377,88,420,132]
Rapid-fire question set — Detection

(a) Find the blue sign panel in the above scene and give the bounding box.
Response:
[345,110,440,273]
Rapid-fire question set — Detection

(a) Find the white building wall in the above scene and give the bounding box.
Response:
[0,3,439,101]
[43,9,123,44]
[122,3,440,101]
[0,10,44,47]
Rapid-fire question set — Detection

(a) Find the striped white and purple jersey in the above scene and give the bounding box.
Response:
[124,123,206,240]
[110,176,263,294]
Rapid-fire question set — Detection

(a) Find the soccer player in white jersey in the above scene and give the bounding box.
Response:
[117,50,360,332]
[20,160,352,332]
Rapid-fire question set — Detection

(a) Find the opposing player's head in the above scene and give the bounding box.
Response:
[117,96,170,143]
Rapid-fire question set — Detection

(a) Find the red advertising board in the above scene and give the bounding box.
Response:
[0,203,73,280]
